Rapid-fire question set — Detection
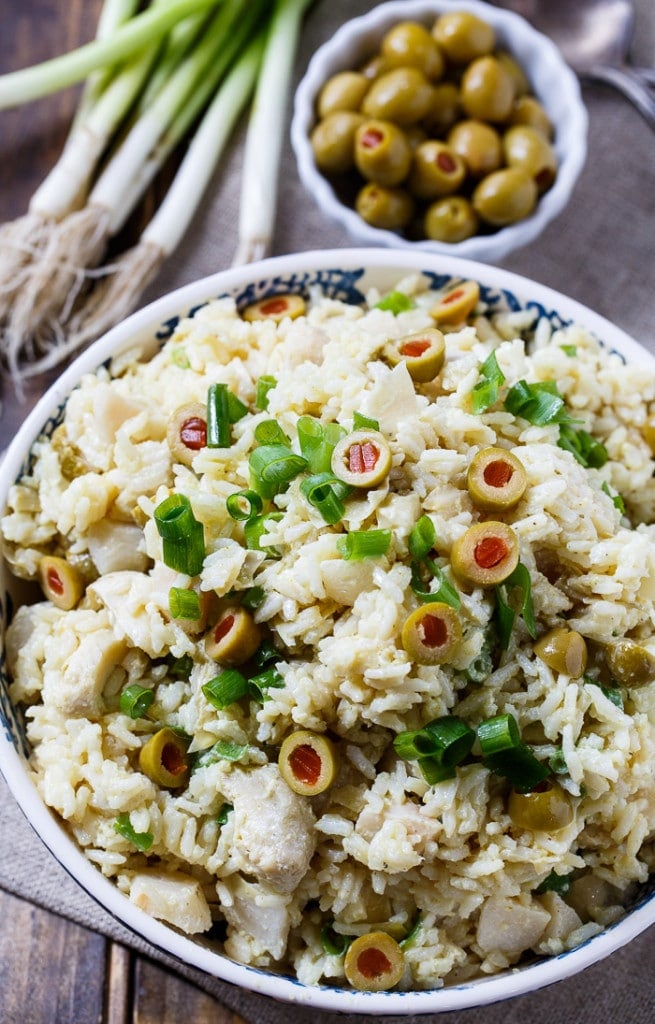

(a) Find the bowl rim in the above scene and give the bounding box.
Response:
[291,0,588,262]
[1,246,653,1016]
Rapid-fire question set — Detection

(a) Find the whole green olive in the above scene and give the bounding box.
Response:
[424,196,479,243]
[447,119,502,178]
[359,53,392,81]
[461,55,516,122]
[473,167,538,226]
[356,182,415,230]
[605,640,655,687]
[361,66,436,125]
[409,140,466,200]
[432,11,495,63]
[508,95,554,138]
[503,125,558,193]
[381,20,445,80]
[422,80,461,136]
[317,70,370,118]
[354,119,412,186]
[534,626,588,678]
[311,111,364,174]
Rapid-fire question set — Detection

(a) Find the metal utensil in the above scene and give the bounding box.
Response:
[497,0,655,128]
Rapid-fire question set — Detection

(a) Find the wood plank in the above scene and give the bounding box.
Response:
[133,957,248,1024]
[105,943,133,1024]
[0,888,107,1024]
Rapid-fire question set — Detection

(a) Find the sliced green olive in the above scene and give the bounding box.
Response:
[384,327,445,383]
[38,555,84,610]
[139,727,190,789]
[241,294,306,323]
[451,521,519,587]
[344,931,405,991]
[605,640,655,688]
[204,607,261,666]
[331,430,392,488]
[401,602,462,665]
[278,730,338,796]
[430,279,480,324]
[508,782,574,832]
[467,446,527,511]
[167,402,207,466]
[534,626,588,678]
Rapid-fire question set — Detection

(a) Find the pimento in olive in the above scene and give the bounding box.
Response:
[451,521,519,586]
[204,606,261,666]
[385,327,446,383]
[167,402,207,466]
[430,279,480,324]
[241,294,306,323]
[401,602,462,665]
[466,446,527,511]
[278,729,338,796]
[38,555,84,610]
[139,727,190,789]
[344,931,405,991]
[331,429,392,487]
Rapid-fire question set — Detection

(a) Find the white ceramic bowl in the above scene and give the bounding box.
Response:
[1,249,653,1016]
[291,0,588,262]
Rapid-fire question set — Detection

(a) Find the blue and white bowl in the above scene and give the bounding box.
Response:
[0,248,653,1015]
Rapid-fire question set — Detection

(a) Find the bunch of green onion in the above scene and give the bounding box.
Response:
[0,0,315,381]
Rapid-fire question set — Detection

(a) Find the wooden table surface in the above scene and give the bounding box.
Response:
[0,4,245,1021]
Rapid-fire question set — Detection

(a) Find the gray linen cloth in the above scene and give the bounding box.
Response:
[1,1,654,1021]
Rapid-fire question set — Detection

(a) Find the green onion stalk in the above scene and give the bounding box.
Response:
[5,0,263,379]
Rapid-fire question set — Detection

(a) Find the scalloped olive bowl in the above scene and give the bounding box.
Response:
[1,249,653,1016]
[291,0,588,262]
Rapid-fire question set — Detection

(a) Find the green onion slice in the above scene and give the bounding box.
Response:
[478,713,520,756]
[548,746,568,775]
[601,481,625,514]
[504,379,570,426]
[560,344,577,357]
[300,472,346,525]
[244,512,283,554]
[320,922,353,957]
[255,375,277,410]
[114,813,153,852]
[337,529,391,561]
[193,739,249,770]
[410,559,461,611]
[353,411,380,431]
[240,585,266,610]
[119,683,154,720]
[252,639,279,667]
[202,670,249,709]
[248,666,284,702]
[207,382,231,448]
[374,290,414,314]
[227,392,248,423]
[494,562,536,650]
[408,514,436,561]
[249,444,307,498]
[216,802,234,826]
[167,653,193,680]
[226,489,263,521]
[535,869,571,895]
[154,494,205,576]
[559,425,608,468]
[478,713,549,792]
[471,351,505,414]
[254,419,290,446]
[168,586,201,620]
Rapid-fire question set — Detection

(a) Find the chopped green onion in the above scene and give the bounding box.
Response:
[471,351,505,414]
[601,481,626,514]
[393,729,440,760]
[171,347,190,368]
[252,639,279,667]
[119,683,154,720]
[353,411,380,431]
[227,391,248,423]
[548,746,568,775]
[337,529,391,561]
[478,713,549,792]
[243,512,283,554]
[410,559,461,611]
[202,670,249,709]
[320,922,353,956]
[494,562,536,650]
[300,472,346,525]
[206,382,231,448]
[504,379,570,426]
[248,666,284,701]
[297,417,348,474]
[374,290,414,314]
[241,585,266,610]
[216,802,233,826]
[585,675,624,709]
[254,419,290,446]
[114,812,153,852]
[194,739,249,769]
[249,444,307,498]
[535,869,571,895]
[154,494,205,576]
[167,652,194,680]
[464,629,495,683]
[255,375,277,410]
[560,344,577,357]
[408,515,436,561]
[400,911,422,949]
[559,425,608,468]
[168,586,201,620]
[419,756,455,784]
[394,716,475,776]
[297,415,324,461]
[226,489,263,521]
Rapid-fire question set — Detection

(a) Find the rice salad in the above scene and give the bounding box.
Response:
[3,273,655,992]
